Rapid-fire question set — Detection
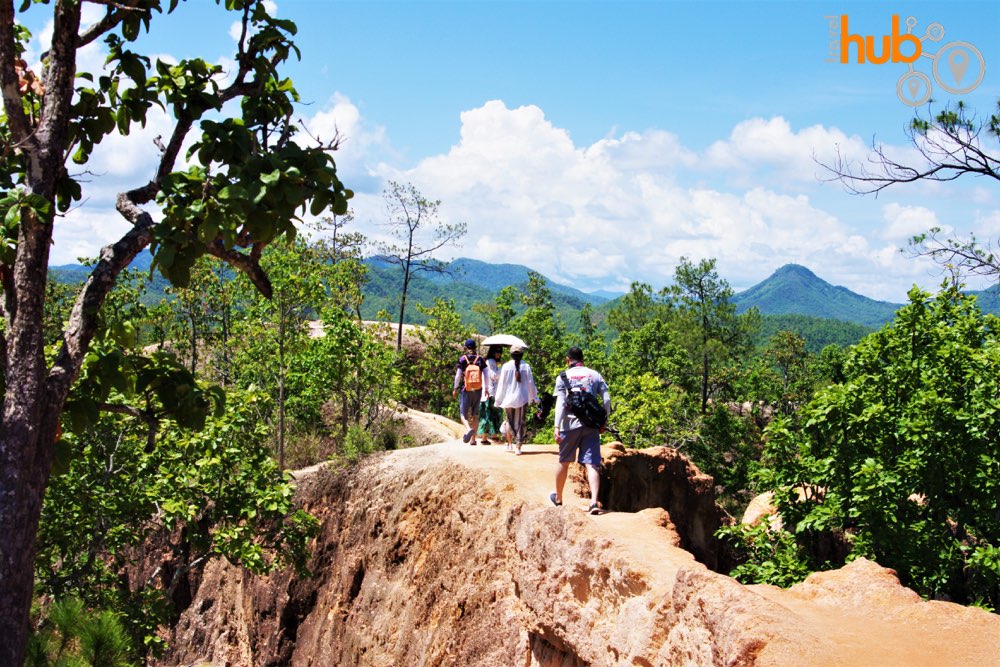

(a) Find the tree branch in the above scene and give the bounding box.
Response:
[206,240,273,299]
[76,4,130,49]
[820,103,1000,196]
[35,1,82,178]
[45,207,154,400]
[906,227,1000,282]
[0,0,36,154]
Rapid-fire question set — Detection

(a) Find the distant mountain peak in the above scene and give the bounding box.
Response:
[772,263,819,279]
[733,264,901,328]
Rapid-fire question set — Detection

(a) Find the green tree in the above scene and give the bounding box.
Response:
[508,272,566,390]
[0,3,351,659]
[36,392,316,654]
[414,297,473,415]
[606,281,670,334]
[27,597,131,667]
[667,257,758,413]
[164,258,214,375]
[763,330,812,414]
[747,284,1000,605]
[378,181,466,350]
[233,237,330,468]
[309,210,368,317]
[287,307,400,445]
[473,284,519,336]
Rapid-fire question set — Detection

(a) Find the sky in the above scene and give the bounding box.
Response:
[18,0,1000,301]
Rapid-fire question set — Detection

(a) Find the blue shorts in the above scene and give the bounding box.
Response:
[459,389,482,421]
[557,427,601,465]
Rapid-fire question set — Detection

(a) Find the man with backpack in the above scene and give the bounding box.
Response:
[452,339,488,445]
[550,346,611,514]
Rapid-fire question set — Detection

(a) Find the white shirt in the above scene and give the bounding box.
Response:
[493,358,538,409]
[553,364,611,431]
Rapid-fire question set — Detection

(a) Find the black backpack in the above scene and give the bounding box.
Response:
[559,371,607,429]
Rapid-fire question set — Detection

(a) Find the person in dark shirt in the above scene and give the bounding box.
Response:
[452,339,488,444]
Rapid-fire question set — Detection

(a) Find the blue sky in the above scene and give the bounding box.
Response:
[20,0,1000,301]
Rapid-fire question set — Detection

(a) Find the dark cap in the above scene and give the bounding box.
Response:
[464,339,477,349]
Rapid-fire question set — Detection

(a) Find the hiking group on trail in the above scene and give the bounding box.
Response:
[452,338,611,514]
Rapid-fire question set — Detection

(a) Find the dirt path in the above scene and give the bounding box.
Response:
[376,407,1000,666]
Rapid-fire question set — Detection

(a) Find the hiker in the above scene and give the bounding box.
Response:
[550,346,611,515]
[493,344,538,455]
[477,345,504,444]
[452,339,488,444]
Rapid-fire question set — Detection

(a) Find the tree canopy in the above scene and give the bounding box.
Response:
[0,2,351,662]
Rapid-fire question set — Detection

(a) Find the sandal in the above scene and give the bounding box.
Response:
[587,502,603,515]
[549,492,562,507]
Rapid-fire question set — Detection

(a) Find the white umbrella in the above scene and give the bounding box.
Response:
[481,333,528,349]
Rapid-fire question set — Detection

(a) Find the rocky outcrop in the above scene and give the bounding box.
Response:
[157,441,1000,666]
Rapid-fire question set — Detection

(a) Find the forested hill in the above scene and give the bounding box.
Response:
[360,257,606,330]
[733,264,902,328]
[366,257,610,306]
[49,253,1000,339]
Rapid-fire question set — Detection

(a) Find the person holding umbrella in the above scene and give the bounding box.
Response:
[493,344,539,454]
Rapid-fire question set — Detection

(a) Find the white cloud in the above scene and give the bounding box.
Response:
[369,101,927,297]
[299,93,392,195]
[974,210,1000,236]
[43,77,974,302]
[703,116,871,188]
[52,206,134,265]
[880,203,942,241]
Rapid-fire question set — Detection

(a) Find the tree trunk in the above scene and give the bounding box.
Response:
[0,217,60,666]
[397,272,410,352]
[189,311,198,375]
[700,309,710,414]
[278,309,286,470]
[221,304,230,387]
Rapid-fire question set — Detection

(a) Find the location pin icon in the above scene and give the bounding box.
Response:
[908,78,921,100]
[949,50,969,85]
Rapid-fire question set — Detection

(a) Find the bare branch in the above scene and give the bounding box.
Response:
[820,103,1000,196]
[296,117,343,151]
[906,227,1000,283]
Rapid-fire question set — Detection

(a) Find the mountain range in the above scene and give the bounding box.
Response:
[49,253,1000,348]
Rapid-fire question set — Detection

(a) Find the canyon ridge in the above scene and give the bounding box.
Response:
[155,411,1000,666]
